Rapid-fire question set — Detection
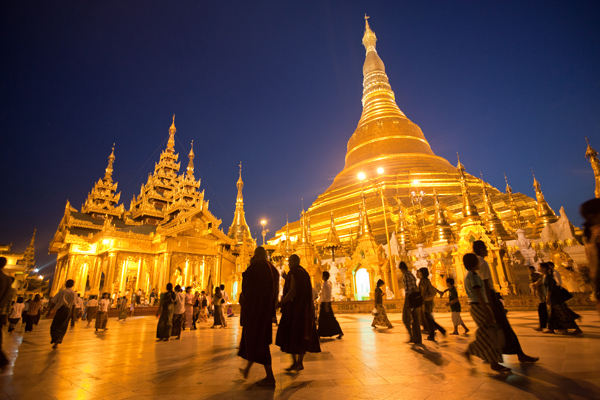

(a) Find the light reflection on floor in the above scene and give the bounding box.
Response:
[1,311,599,399]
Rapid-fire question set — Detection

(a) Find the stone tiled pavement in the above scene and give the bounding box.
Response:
[1,310,599,399]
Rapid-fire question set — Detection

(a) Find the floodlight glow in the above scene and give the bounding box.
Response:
[357,172,366,181]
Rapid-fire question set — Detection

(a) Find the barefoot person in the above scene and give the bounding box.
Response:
[238,247,279,386]
[276,254,321,372]
[371,279,393,329]
[399,261,422,345]
[317,271,343,339]
[445,278,469,335]
[156,283,176,341]
[462,253,510,373]
[473,240,539,363]
[46,279,77,349]
[96,293,111,332]
[540,263,582,335]
[581,198,600,319]
[85,295,98,327]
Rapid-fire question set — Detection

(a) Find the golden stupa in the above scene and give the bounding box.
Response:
[277,17,554,261]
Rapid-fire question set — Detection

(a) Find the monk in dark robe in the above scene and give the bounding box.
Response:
[276,254,321,372]
[238,247,279,386]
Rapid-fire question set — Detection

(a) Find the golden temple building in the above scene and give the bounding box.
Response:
[0,230,49,297]
[273,17,591,300]
[49,116,248,301]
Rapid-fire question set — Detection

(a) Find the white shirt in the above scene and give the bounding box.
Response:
[477,256,492,282]
[9,303,25,319]
[51,288,76,309]
[174,292,186,314]
[222,291,229,303]
[75,297,84,309]
[87,299,98,307]
[321,281,332,302]
[553,269,563,286]
[98,299,111,312]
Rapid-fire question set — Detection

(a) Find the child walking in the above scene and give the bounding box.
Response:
[445,278,469,335]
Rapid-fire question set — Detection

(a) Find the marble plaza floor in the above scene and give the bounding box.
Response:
[1,311,600,400]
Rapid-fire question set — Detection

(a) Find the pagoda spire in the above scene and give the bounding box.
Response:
[395,204,413,250]
[285,215,293,254]
[227,162,252,244]
[481,174,511,240]
[357,191,374,240]
[457,154,481,228]
[431,189,454,245]
[187,140,195,177]
[505,174,524,230]
[104,144,116,183]
[23,229,36,271]
[299,207,310,245]
[585,137,600,198]
[167,114,176,151]
[323,211,341,249]
[362,14,377,54]
[531,170,558,236]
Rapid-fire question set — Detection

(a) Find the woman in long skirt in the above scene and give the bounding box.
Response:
[117,297,128,321]
[95,293,110,331]
[211,287,223,328]
[156,283,176,341]
[198,291,208,322]
[85,296,98,327]
[540,263,582,334]
[25,295,42,332]
[184,287,194,329]
[317,271,343,338]
[371,280,393,328]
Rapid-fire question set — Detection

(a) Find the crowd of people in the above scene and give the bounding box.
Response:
[0,198,599,377]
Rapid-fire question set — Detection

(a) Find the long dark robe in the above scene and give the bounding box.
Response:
[276,265,321,355]
[238,260,278,365]
[50,305,71,344]
[489,290,522,354]
[318,302,343,337]
[156,292,175,339]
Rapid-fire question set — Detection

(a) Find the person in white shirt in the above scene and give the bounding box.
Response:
[473,240,538,363]
[85,295,98,327]
[70,294,84,327]
[46,279,77,349]
[8,297,25,333]
[172,285,186,339]
[96,292,111,332]
[219,284,228,327]
[317,271,343,339]
[547,262,563,286]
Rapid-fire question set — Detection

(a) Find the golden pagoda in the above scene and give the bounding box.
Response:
[531,172,558,236]
[0,229,48,296]
[274,16,556,299]
[49,116,243,300]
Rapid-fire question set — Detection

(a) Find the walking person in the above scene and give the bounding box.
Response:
[371,279,393,328]
[149,288,156,306]
[156,283,176,341]
[129,298,135,316]
[529,266,548,331]
[219,284,228,327]
[462,253,509,372]
[192,291,200,330]
[473,240,538,363]
[211,287,224,329]
[46,279,77,349]
[25,294,42,332]
[70,294,84,327]
[580,198,600,318]
[418,267,445,341]
[0,257,13,370]
[171,285,185,338]
[238,247,279,386]
[95,293,111,332]
[399,261,422,345]
[85,295,98,327]
[117,296,128,321]
[136,289,142,306]
[444,278,469,335]
[540,263,582,334]
[184,287,194,329]
[8,297,25,333]
[198,291,208,322]
[317,271,343,339]
[22,299,30,325]
[276,254,321,372]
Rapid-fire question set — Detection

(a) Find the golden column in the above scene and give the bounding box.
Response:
[585,138,600,198]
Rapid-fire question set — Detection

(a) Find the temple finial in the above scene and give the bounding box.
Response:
[187,140,195,177]
[104,143,116,183]
[362,14,377,53]
[167,115,176,150]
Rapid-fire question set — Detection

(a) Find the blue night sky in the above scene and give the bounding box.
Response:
[1,1,599,281]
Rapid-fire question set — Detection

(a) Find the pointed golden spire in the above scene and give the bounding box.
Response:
[323,211,342,249]
[299,207,310,245]
[236,161,243,201]
[481,174,511,240]
[457,154,480,228]
[104,144,116,183]
[395,204,413,250]
[23,228,36,270]
[187,141,195,177]
[285,215,293,253]
[504,174,524,230]
[585,137,600,198]
[431,189,454,245]
[362,14,377,54]
[531,170,558,236]
[227,161,251,244]
[357,191,374,240]
[167,114,176,151]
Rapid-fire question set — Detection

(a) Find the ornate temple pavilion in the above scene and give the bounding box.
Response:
[49,117,252,301]
[272,17,592,301]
